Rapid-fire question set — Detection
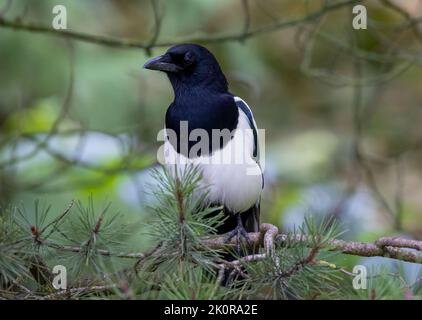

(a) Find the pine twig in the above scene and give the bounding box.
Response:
[40,200,75,235]
[42,284,117,300]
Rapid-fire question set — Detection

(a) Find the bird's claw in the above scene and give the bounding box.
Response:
[224,223,252,255]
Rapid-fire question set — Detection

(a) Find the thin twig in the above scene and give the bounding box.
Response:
[145,0,163,55]
[40,200,75,235]
[0,0,361,50]
[380,0,422,44]
[240,0,251,41]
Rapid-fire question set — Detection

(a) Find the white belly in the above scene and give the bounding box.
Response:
[162,109,262,213]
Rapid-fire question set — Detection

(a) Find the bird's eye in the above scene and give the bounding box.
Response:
[183,51,195,66]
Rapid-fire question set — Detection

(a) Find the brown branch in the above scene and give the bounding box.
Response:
[280,246,319,278]
[229,253,266,266]
[203,228,422,264]
[0,0,361,50]
[375,237,422,251]
[294,236,422,264]
[260,223,279,256]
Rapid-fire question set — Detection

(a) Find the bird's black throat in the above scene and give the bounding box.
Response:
[159,43,239,158]
[165,88,239,158]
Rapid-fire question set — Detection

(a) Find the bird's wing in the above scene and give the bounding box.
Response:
[234,96,263,187]
[234,96,263,233]
[234,97,259,161]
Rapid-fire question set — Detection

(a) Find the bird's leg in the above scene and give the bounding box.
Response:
[224,213,252,255]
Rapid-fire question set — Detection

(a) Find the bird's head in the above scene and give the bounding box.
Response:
[143,44,228,94]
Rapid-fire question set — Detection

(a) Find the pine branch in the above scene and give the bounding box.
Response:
[2,170,419,299]
[42,284,117,300]
[43,241,146,259]
[42,223,422,264]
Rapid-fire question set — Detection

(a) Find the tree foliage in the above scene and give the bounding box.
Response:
[0,166,420,300]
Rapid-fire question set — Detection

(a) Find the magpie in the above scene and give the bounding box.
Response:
[144,44,263,252]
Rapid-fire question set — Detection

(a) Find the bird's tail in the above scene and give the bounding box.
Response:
[213,204,259,235]
[243,202,260,234]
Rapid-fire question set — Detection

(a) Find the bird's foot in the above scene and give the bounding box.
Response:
[224,217,252,256]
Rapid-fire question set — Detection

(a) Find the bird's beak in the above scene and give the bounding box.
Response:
[143,55,183,73]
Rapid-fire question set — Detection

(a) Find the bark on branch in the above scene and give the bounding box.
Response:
[203,228,422,264]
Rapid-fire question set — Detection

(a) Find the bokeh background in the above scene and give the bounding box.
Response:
[0,0,421,290]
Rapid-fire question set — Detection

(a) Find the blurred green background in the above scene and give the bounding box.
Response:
[0,0,421,281]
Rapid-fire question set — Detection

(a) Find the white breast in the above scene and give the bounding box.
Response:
[163,98,262,213]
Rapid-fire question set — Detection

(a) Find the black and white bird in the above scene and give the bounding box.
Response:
[144,44,263,249]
